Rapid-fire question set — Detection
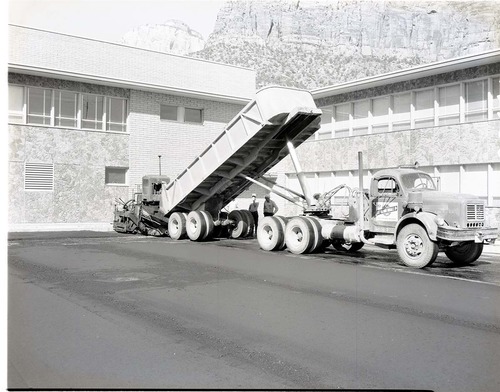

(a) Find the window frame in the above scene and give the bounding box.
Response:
[323,74,500,141]
[105,166,129,186]
[9,84,26,124]
[160,103,204,125]
[9,84,128,133]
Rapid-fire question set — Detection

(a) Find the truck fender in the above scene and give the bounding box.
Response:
[395,212,438,242]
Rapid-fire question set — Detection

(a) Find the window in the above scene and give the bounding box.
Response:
[185,108,203,124]
[352,100,369,136]
[317,106,333,139]
[55,90,78,128]
[334,103,350,138]
[414,89,434,129]
[9,84,128,132]
[465,80,487,122]
[392,93,411,131]
[160,104,178,121]
[492,77,500,119]
[82,94,104,130]
[105,167,128,185]
[106,97,127,132]
[160,104,204,124]
[9,85,24,123]
[24,162,54,191]
[377,178,399,194]
[27,87,52,125]
[371,96,389,134]
[438,84,460,125]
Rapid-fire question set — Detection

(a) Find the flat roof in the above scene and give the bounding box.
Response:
[311,49,500,99]
[8,24,256,104]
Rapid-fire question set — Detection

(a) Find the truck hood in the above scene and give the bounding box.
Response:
[411,190,482,226]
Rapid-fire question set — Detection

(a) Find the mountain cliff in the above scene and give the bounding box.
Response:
[121,20,205,55]
[122,1,500,89]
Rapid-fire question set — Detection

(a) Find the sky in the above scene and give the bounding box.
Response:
[8,0,226,42]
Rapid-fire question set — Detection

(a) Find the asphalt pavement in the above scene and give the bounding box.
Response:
[7,231,500,390]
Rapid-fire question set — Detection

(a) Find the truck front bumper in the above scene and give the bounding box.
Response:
[437,226,498,243]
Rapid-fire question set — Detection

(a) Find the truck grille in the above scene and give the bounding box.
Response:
[466,204,484,228]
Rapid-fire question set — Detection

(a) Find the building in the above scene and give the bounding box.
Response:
[270,50,500,229]
[8,24,500,232]
[8,25,255,231]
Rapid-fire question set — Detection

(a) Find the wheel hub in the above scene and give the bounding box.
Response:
[404,234,423,257]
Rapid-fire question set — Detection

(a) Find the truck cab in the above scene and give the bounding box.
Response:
[367,167,497,267]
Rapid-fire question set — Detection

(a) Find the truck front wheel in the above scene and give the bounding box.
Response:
[396,223,438,268]
[445,242,483,266]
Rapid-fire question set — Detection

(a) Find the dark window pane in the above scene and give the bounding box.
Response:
[160,105,177,121]
[105,167,127,184]
[185,108,203,123]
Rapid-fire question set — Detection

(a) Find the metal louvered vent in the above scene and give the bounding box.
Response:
[24,163,54,191]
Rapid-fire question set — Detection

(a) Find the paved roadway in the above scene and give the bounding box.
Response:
[8,231,500,390]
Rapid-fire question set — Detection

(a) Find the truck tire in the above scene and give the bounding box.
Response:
[304,216,325,253]
[228,210,248,239]
[396,223,438,268]
[240,209,255,237]
[445,242,483,266]
[285,217,315,254]
[186,211,207,241]
[274,216,289,250]
[168,212,187,240]
[257,216,285,251]
[332,241,364,252]
[200,211,215,240]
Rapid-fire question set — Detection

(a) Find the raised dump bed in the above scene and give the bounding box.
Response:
[114,86,322,240]
[159,86,322,216]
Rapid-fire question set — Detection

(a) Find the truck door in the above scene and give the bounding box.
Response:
[371,177,402,233]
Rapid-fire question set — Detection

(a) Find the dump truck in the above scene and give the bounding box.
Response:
[113,86,497,268]
[256,151,497,268]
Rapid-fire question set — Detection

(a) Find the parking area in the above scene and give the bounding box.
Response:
[8,230,500,286]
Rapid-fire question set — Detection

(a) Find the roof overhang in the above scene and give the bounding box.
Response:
[8,64,252,105]
[311,49,500,99]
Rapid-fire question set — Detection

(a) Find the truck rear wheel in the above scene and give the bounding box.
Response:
[186,211,207,241]
[445,242,483,266]
[240,210,255,237]
[285,217,315,254]
[168,212,187,240]
[274,216,289,250]
[228,210,248,239]
[257,216,285,251]
[304,216,325,253]
[396,223,438,268]
[200,211,215,240]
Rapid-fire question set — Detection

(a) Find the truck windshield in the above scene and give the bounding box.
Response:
[401,172,436,190]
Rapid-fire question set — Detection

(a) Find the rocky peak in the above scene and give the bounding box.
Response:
[121,20,205,55]
[207,0,500,60]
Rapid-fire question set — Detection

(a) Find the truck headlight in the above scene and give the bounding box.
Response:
[434,216,446,226]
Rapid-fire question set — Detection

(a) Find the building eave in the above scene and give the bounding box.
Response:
[8,64,253,105]
[311,49,500,99]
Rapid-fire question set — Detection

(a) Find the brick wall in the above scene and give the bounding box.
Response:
[9,24,255,100]
[128,90,246,193]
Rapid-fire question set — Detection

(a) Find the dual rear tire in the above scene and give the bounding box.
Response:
[257,216,288,251]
